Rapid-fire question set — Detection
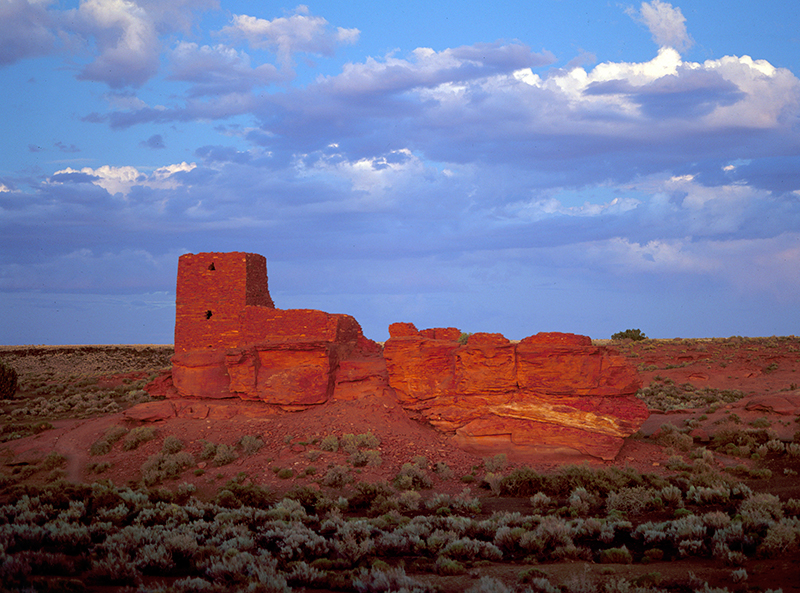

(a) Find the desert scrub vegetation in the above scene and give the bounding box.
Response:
[197,439,239,466]
[611,328,648,341]
[0,359,19,399]
[140,437,195,486]
[91,425,129,455]
[123,426,158,451]
[637,377,745,411]
[0,464,798,593]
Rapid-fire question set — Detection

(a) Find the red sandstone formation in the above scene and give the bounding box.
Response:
[171,252,380,408]
[161,251,647,460]
[383,323,647,460]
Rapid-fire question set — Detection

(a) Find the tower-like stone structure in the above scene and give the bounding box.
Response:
[171,251,382,403]
[174,252,274,354]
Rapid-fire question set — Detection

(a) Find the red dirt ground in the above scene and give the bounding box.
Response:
[1,337,799,592]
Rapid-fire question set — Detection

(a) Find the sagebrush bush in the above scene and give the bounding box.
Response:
[319,434,339,452]
[0,359,19,399]
[239,434,264,455]
[212,444,238,466]
[394,462,432,490]
[123,426,157,450]
[323,465,352,488]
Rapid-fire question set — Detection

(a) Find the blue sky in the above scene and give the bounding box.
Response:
[1,0,799,345]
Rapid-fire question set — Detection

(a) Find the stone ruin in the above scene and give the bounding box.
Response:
[150,251,648,460]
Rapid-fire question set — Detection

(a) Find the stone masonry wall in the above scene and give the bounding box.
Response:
[174,252,274,354]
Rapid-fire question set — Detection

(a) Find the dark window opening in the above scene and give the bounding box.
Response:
[205,310,213,319]
[208,263,215,271]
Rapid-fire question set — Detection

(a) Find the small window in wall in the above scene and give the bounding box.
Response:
[208,263,215,271]
[205,310,213,319]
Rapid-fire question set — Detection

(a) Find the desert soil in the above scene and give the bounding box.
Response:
[1,337,799,592]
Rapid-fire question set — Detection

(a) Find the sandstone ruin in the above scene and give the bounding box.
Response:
[153,251,648,460]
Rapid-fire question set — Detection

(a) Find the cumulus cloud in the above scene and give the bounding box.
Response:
[0,0,58,65]
[68,0,162,88]
[221,5,360,68]
[51,162,195,196]
[3,3,800,341]
[629,0,693,52]
[168,41,284,96]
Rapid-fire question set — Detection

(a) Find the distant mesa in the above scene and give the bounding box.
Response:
[148,251,648,461]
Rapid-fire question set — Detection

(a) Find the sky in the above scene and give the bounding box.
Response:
[1,0,799,345]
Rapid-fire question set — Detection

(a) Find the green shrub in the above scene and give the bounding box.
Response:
[162,435,184,454]
[319,435,339,452]
[140,450,195,485]
[394,462,432,490]
[0,360,18,399]
[599,546,633,564]
[323,465,352,488]
[122,426,157,450]
[90,438,112,456]
[88,461,111,474]
[41,451,67,470]
[349,449,382,467]
[347,480,394,512]
[484,453,507,472]
[212,443,238,467]
[433,461,453,480]
[239,434,264,455]
[611,329,647,341]
[198,439,218,460]
[213,478,274,509]
[435,557,466,575]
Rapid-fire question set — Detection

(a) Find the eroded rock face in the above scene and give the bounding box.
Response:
[158,251,647,461]
[170,253,383,408]
[383,323,647,460]
[172,307,379,407]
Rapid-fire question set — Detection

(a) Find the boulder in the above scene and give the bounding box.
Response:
[383,326,647,460]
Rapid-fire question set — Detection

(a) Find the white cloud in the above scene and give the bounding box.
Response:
[71,0,161,88]
[630,0,693,52]
[52,162,195,196]
[222,5,359,68]
[169,41,283,95]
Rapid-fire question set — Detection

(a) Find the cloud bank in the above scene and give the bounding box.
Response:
[1,1,799,343]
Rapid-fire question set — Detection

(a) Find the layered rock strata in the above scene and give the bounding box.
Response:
[160,251,648,460]
[383,324,648,460]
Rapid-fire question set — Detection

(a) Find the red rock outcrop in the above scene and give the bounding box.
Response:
[170,253,382,408]
[157,251,647,460]
[383,323,647,460]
